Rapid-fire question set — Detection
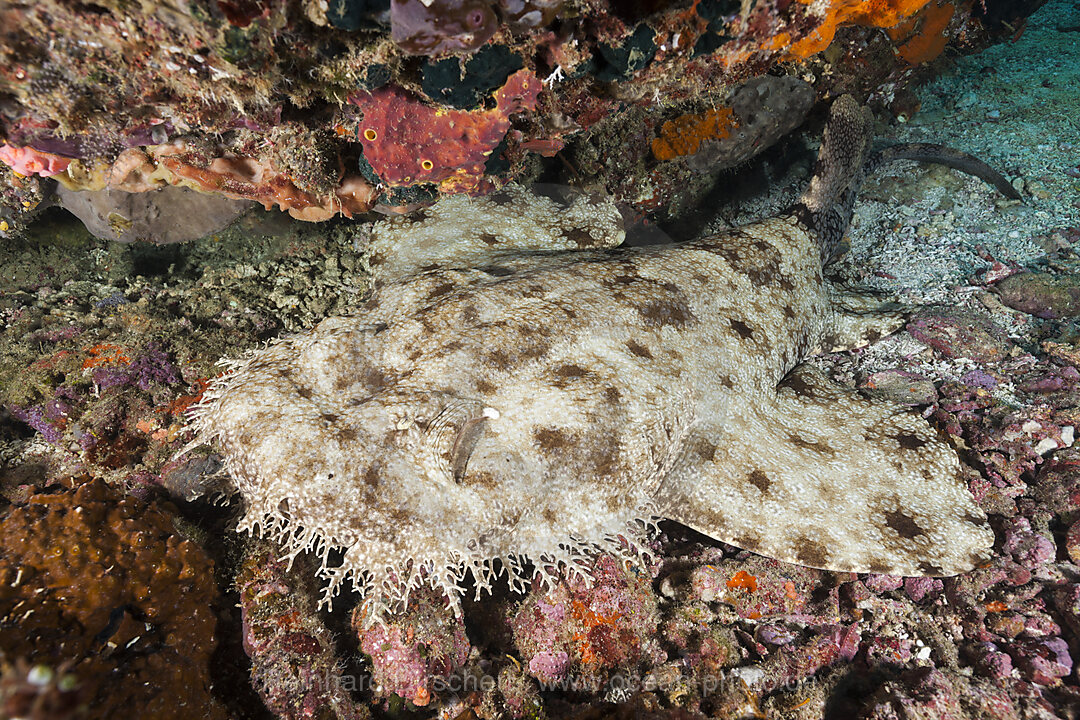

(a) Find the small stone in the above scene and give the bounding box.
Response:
[860,370,938,405]
[904,577,943,603]
[864,574,905,593]
[907,315,1014,362]
[973,643,1014,681]
[1010,637,1072,686]
[994,272,1080,319]
[1066,520,1080,564]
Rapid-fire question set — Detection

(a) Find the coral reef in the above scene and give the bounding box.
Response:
[238,538,370,720]
[0,478,223,720]
[0,0,1044,236]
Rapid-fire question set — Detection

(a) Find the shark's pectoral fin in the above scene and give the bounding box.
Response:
[660,365,994,576]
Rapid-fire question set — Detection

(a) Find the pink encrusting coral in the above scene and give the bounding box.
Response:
[349,68,541,194]
[0,143,71,177]
[510,554,665,692]
[354,586,471,708]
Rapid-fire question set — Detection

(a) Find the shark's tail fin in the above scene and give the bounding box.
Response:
[865,143,1021,200]
[792,95,1020,266]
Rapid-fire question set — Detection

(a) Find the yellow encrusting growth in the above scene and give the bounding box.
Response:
[652,106,738,161]
[787,0,937,58]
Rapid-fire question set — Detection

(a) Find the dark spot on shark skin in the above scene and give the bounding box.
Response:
[780,372,818,398]
[428,282,456,299]
[746,469,771,494]
[626,339,653,358]
[789,434,836,455]
[694,437,718,462]
[479,232,500,246]
[708,245,741,265]
[520,339,553,360]
[603,386,621,404]
[564,228,597,248]
[794,537,830,566]
[555,364,588,379]
[386,506,415,527]
[297,385,314,399]
[885,510,927,539]
[552,364,589,387]
[918,561,945,575]
[605,494,628,512]
[733,533,762,552]
[522,283,548,298]
[463,470,499,489]
[638,297,696,328]
[586,438,621,477]
[866,559,892,574]
[730,319,754,339]
[481,265,514,277]
[362,465,379,487]
[487,349,513,371]
[707,238,787,287]
[337,427,359,443]
[894,432,928,450]
[717,374,734,389]
[475,378,497,394]
[527,323,556,339]
[782,305,797,320]
[488,191,514,205]
[321,413,339,424]
[461,304,481,324]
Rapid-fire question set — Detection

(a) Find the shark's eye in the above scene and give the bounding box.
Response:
[426,401,498,482]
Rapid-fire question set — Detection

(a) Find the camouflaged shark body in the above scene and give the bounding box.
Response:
[190,98,1006,620]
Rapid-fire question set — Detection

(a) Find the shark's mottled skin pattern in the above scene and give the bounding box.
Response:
[189,100,997,621]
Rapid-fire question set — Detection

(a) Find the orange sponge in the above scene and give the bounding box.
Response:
[787,0,936,58]
[652,106,738,161]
